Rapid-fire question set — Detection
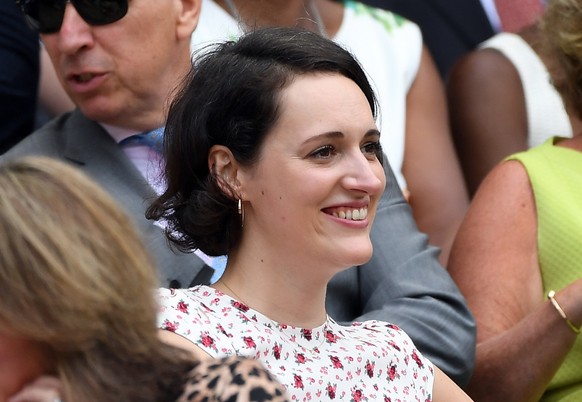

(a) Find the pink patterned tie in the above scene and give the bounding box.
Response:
[495,0,544,33]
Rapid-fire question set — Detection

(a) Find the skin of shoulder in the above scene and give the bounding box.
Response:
[447,48,529,197]
[432,366,473,402]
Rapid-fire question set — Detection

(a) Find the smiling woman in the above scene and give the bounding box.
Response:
[149,27,472,402]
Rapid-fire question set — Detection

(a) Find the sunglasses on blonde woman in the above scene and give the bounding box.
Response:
[16,0,128,34]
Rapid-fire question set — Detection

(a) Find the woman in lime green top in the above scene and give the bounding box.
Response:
[447,0,582,401]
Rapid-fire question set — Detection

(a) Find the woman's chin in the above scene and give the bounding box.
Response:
[340,245,374,268]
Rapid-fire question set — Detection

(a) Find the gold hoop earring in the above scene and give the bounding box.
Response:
[238,199,245,228]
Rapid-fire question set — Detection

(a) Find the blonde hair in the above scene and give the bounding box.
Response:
[0,157,192,401]
[542,0,582,119]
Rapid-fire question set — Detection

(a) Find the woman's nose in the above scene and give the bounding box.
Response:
[342,151,386,195]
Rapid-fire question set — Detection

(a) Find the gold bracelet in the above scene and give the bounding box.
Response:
[547,290,581,335]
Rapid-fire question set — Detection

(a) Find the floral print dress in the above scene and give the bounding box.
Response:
[158,285,434,402]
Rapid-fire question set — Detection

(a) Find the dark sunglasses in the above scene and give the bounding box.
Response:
[16,0,128,34]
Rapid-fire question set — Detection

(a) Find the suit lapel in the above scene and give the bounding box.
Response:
[62,110,155,200]
[60,111,212,287]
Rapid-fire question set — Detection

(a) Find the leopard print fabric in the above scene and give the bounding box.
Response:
[177,356,289,402]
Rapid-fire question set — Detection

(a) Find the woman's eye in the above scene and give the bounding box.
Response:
[309,145,336,159]
[362,141,382,159]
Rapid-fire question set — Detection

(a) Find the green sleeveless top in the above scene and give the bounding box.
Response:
[509,137,582,401]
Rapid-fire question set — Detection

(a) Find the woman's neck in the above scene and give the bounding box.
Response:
[213,247,331,329]
[215,0,343,38]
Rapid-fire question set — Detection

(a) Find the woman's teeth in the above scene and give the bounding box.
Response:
[331,207,368,221]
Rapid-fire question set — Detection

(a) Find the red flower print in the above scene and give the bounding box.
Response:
[231,300,249,312]
[243,336,256,349]
[388,364,397,381]
[273,343,282,360]
[330,356,343,369]
[384,398,392,402]
[352,389,363,402]
[162,319,178,332]
[302,328,312,341]
[326,330,338,343]
[200,334,214,348]
[387,340,401,351]
[294,374,304,389]
[327,383,336,399]
[387,323,399,330]
[366,361,374,378]
[412,349,424,368]
[296,353,307,364]
[177,300,189,313]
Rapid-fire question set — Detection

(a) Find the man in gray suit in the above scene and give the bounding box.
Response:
[7,0,475,386]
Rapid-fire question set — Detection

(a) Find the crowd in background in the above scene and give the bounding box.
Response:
[1,0,581,401]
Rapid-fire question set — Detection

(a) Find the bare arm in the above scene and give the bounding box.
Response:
[448,160,582,402]
[432,366,473,402]
[403,47,469,266]
[447,49,528,197]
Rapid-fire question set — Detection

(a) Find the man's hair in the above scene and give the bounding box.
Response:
[148,26,378,256]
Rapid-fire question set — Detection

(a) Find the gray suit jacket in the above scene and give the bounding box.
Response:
[3,110,213,288]
[4,110,476,386]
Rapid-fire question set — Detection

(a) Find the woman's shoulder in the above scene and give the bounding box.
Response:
[339,319,425,357]
[157,285,225,336]
[177,356,288,402]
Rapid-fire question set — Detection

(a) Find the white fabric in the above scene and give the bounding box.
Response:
[158,285,435,401]
[191,0,423,188]
[480,33,573,147]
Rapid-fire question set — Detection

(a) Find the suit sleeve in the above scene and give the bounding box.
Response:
[326,156,476,387]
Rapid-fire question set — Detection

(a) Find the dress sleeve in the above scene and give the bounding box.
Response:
[157,287,235,357]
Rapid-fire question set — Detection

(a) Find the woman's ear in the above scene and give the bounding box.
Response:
[208,145,242,198]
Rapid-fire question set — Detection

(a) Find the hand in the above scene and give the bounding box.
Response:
[8,376,64,402]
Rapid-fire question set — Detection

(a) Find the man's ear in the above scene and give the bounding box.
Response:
[208,145,243,198]
[175,0,201,41]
